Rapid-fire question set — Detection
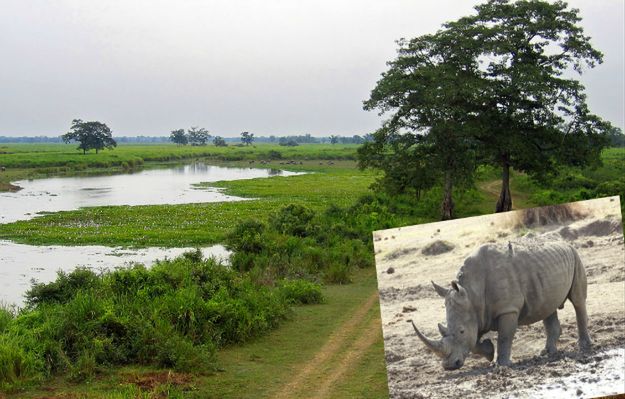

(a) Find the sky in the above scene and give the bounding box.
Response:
[0,0,623,137]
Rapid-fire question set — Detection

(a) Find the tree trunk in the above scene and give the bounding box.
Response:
[496,159,512,213]
[441,171,454,220]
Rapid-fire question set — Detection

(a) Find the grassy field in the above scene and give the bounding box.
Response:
[6,268,387,399]
[0,161,377,247]
[0,143,358,180]
[1,143,623,398]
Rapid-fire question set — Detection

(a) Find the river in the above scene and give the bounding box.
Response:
[0,163,301,306]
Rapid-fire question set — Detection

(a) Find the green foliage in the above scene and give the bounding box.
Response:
[277,280,324,305]
[213,136,227,147]
[0,255,296,390]
[169,129,188,146]
[240,132,254,146]
[62,119,117,155]
[25,267,102,307]
[363,0,614,215]
[269,204,316,237]
[225,220,267,255]
[187,127,211,146]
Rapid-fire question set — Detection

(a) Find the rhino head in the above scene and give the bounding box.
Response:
[411,280,479,370]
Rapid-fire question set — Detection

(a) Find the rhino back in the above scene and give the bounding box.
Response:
[460,242,579,330]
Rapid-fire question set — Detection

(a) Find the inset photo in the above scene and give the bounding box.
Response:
[374,196,624,398]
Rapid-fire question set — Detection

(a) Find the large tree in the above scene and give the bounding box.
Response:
[187,127,210,146]
[363,0,612,216]
[445,0,611,212]
[361,32,481,220]
[169,129,188,146]
[62,119,116,154]
[240,131,254,146]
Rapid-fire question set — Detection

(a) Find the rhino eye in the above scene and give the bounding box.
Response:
[460,329,465,334]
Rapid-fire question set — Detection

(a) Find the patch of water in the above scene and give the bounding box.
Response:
[0,240,230,307]
[0,163,301,224]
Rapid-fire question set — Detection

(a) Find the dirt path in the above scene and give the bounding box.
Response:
[273,291,381,399]
[478,178,531,210]
[479,179,501,199]
[310,315,383,399]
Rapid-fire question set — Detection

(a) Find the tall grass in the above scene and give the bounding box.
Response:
[0,254,323,391]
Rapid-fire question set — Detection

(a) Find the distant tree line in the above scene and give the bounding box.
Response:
[0,133,376,144]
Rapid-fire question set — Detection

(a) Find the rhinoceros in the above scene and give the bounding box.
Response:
[412,241,591,370]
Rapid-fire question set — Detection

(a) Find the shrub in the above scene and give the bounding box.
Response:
[269,204,315,237]
[323,263,352,285]
[0,255,294,389]
[225,219,266,253]
[267,150,282,160]
[25,267,101,307]
[278,280,324,305]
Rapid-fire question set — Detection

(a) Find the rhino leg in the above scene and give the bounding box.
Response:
[541,311,561,356]
[572,300,592,351]
[496,313,518,367]
[568,258,592,351]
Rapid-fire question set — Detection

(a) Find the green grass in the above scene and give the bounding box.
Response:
[7,268,386,399]
[0,162,377,247]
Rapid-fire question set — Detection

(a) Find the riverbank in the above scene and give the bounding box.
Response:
[0,143,360,192]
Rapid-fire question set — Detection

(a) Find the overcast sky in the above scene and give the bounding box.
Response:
[1,0,623,137]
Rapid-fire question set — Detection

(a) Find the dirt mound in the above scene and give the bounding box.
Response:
[385,247,419,261]
[577,219,623,237]
[516,203,586,228]
[421,241,454,256]
[558,226,579,241]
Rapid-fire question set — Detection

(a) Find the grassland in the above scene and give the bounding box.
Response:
[0,143,359,187]
[1,143,623,398]
[0,161,377,247]
[7,268,386,399]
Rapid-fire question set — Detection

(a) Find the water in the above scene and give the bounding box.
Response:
[0,163,299,306]
[0,163,300,224]
[0,240,230,307]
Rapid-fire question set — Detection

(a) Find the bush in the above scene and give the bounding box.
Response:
[224,219,266,253]
[0,255,294,389]
[269,204,315,237]
[25,267,101,307]
[278,280,324,305]
[267,150,282,160]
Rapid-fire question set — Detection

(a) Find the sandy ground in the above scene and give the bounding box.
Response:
[373,196,625,399]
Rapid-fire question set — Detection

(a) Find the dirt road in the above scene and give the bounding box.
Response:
[273,291,384,399]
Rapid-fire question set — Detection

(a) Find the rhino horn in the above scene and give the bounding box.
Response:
[411,320,447,357]
[438,323,448,337]
[431,281,448,298]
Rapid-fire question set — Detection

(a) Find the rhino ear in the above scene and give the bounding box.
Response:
[451,280,467,297]
[438,323,448,337]
[431,281,448,298]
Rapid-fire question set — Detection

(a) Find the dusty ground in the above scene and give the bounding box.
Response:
[373,196,625,399]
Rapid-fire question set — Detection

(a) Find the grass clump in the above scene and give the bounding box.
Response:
[0,254,321,391]
[277,280,324,305]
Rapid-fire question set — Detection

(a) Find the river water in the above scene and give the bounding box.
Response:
[0,163,300,306]
[0,163,299,224]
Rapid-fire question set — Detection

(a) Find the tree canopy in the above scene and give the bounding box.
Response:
[61,119,117,154]
[169,129,188,146]
[240,131,254,146]
[360,0,613,218]
[187,127,211,146]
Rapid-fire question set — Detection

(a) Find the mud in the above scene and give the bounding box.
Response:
[374,197,625,399]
